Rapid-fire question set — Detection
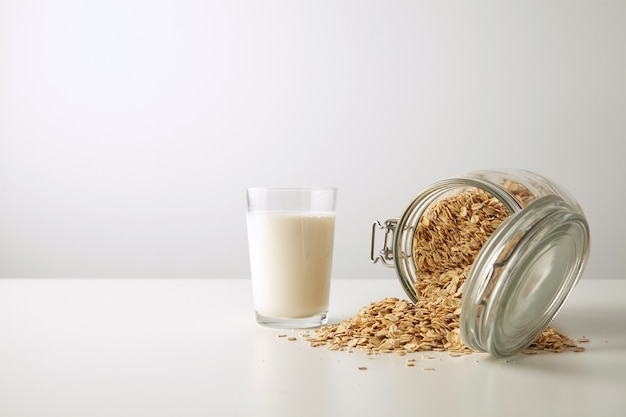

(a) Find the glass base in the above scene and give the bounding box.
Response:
[255,311,328,329]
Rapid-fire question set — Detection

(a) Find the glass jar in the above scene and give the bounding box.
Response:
[371,169,590,358]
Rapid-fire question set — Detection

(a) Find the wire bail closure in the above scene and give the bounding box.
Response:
[370,218,398,268]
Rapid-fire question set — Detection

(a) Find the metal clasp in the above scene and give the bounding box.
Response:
[370,218,398,268]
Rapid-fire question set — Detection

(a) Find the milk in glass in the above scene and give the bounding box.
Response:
[247,211,335,319]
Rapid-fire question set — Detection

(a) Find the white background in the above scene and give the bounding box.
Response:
[1,0,624,280]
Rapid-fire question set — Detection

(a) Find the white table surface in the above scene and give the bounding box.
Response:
[0,277,624,417]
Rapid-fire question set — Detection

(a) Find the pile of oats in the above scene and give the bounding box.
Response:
[305,187,585,355]
[304,296,472,355]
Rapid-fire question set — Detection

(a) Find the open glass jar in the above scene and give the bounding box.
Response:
[371,169,590,357]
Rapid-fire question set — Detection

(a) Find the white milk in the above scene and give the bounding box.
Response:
[247,211,335,318]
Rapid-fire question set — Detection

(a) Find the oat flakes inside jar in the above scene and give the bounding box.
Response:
[371,169,591,358]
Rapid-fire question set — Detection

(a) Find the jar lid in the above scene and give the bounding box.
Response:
[460,195,590,357]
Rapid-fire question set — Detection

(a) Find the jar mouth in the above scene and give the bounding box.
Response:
[460,196,590,357]
[393,178,523,303]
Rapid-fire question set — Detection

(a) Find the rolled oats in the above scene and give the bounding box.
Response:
[305,187,586,355]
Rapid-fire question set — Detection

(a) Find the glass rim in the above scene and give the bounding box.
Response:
[247,186,337,193]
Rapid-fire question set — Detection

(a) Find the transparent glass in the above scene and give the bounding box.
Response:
[387,169,590,357]
[247,187,337,328]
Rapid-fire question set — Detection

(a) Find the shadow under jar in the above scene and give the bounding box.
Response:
[371,169,591,358]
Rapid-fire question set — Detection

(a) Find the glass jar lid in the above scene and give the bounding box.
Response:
[460,195,591,357]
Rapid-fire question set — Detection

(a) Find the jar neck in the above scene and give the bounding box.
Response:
[392,178,524,303]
